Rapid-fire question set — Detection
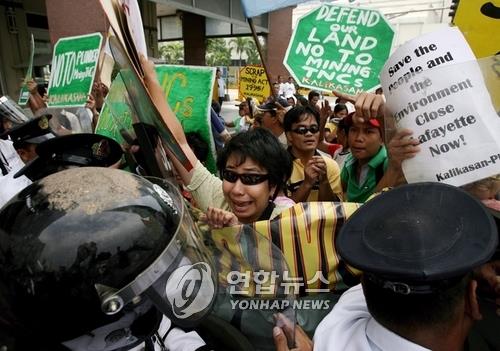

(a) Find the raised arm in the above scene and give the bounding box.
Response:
[26,80,47,115]
[317,100,331,154]
[332,90,385,124]
[332,90,421,191]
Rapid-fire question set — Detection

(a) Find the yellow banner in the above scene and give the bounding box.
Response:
[211,201,362,297]
[238,65,271,103]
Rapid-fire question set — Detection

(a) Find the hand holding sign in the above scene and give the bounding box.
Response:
[380,27,500,186]
[26,79,38,95]
[332,90,385,123]
[386,129,421,169]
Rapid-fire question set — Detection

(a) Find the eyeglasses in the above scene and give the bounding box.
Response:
[222,169,269,185]
[291,125,320,135]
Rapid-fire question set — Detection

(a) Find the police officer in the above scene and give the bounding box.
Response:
[6,114,55,164]
[0,167,216,350]
[14,133,123,181]
[313,182,498,351]
[0,107,33,208]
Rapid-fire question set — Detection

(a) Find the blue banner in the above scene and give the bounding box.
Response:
[241,0,304,18]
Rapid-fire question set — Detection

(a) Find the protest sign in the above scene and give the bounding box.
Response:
[380,27,500,186]
[156,65,216,173]
[95,74,133,145]
[97,65,217,173]
[18,34,35,106]
[238,65,271,103]
[47,33,103,108]
[284,4,393,94]
[452,0,499,58]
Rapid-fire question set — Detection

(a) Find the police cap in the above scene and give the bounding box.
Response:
[14,133,123,180]
[4,114,54,148]
[337,182,498,295]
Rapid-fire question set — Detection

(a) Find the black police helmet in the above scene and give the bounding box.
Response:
[0,167,215,349]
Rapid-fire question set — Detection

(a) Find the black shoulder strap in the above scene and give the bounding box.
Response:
[0,150,9,176]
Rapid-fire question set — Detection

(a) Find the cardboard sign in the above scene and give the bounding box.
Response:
[238,65,271,103]
[284,4,394,94]
[380,27,500,186]
[96,65,218,173]
[47,33,103,108]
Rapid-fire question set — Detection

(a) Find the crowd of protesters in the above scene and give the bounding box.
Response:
[0,49,499,351]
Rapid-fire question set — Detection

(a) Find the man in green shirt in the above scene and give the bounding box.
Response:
[341,117,387,202]
[340,116,420,203]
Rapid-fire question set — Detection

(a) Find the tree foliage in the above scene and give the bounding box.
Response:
[229,37,253,66]
[206,38,231,67]
[159,41,184,64]
[244,40,261,65]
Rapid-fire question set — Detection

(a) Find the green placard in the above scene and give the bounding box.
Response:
[18,87,30,106]
[47,33,103,108]
[284,4,394,94]
[96,65,217,173]
[18,34,35,106]
[94,74,133,145]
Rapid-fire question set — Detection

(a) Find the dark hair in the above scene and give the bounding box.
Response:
[283,105,320,132]
[264,109,277,117]
[337,114,352,134]
[333,103,347,114]
[297,96,308,106]
[186,132,209,163]
[308,90,320,101]
[216,128,292,195]
[362,273,470,330]
[12,140,32,151]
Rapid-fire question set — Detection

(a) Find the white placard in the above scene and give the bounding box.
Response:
[380,27,500,186]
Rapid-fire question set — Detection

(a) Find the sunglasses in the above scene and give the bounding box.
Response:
[291,125,320,135]
[222,169,269,185]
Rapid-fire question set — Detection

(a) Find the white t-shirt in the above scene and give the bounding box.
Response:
[314,284,430,351]
[0,139,32,208]
[278,82,286,97]
[282,82,296,97]
[217,77,225,98]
